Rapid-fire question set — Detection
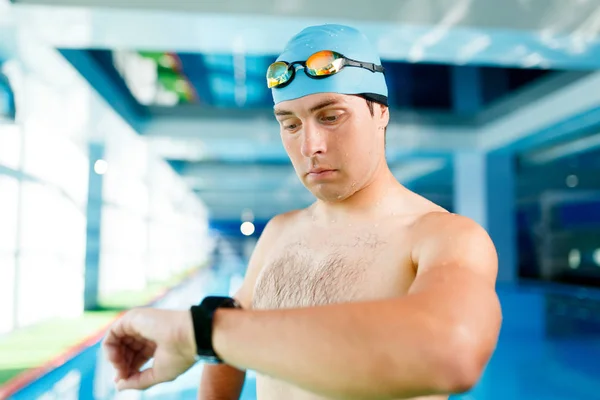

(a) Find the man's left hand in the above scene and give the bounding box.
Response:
[102,308,197,391]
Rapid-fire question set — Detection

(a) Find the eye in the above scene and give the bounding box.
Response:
[282,120,301,132]
[319,111,344,124]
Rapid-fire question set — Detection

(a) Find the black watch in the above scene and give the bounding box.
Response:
[190,296,242,363]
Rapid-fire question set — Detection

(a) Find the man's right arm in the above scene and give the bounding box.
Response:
[198,215,283,400]
[198,363,247,400]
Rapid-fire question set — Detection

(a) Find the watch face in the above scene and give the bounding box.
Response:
[197,354,223,364]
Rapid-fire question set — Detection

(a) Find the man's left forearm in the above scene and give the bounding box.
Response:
[210,298,480,400]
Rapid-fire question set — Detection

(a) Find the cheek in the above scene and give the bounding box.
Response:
[339,127,374,157]
[281,135,294,153]
[342,136,378,176]
[282,138,303,165]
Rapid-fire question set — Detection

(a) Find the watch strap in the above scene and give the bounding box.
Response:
[190,296,241,362]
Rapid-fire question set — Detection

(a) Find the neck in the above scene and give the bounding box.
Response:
[312,162,404,222]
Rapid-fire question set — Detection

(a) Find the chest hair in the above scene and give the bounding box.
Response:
[252,234,386,309]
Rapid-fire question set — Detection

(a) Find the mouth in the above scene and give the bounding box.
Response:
[306,169,337,178]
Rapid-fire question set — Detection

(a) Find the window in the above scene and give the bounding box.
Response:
[0,123,21,170]
[0,255,16,334]
[0,175,19,253]
[0,70,16,121]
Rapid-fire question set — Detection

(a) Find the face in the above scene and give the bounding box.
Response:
[274,93,389,202]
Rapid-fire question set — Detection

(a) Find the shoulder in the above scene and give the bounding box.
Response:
[260,208,303,240]
[411,211,488,238]
[248,211,293,260]
[232,208,304,308]
[409,211,498,281]
[254,206,312,255]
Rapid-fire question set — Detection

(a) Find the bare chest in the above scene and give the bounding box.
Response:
[252,229,412,310]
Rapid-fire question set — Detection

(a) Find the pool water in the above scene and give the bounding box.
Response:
[7,265,600,400]
[137,335,600,400]
[136,272,600,400]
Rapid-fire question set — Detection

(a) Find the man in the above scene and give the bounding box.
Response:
[103,24,502,400]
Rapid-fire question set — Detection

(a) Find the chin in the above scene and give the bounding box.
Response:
[310,186,355,202]
[301,172,363,201]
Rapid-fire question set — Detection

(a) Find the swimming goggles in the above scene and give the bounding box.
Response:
[266,50,385,89]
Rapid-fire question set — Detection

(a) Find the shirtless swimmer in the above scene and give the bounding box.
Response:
[102,24,502,400]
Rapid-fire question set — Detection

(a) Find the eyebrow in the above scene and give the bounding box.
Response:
[274,98,341,117]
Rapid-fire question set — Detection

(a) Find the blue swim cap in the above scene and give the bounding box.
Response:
[271,24,388,106]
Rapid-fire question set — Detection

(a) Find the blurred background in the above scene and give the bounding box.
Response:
[1,0,600,399]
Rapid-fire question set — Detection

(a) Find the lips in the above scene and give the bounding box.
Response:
[308,168,335,174]
[306,168,337,179]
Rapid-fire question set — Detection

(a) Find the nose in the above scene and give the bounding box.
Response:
[300,122,327,158]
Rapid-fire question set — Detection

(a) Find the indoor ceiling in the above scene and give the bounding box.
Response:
[5,0,600,223]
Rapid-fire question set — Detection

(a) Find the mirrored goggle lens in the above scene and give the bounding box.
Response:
[306,51,344,77]
[267,62,292,88]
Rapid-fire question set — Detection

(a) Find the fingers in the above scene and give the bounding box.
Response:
[129,345,154,373]
[103,318,158,383]
[103,332,131,381]
[116,367,158,391]
[102,308,193,392]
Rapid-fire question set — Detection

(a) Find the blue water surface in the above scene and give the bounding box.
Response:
[8,264,600,400]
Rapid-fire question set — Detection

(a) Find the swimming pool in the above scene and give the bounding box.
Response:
[6,267,600,400]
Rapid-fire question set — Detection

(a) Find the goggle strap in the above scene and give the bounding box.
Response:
[344,59,385,74]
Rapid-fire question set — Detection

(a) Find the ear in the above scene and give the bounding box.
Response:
[378,104,390,129]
